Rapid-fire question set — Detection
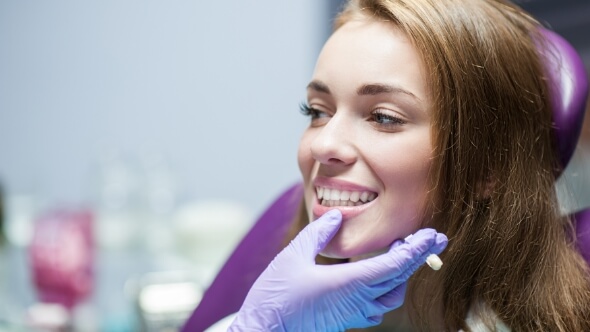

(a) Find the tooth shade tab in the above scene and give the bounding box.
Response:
[426,254,443,271]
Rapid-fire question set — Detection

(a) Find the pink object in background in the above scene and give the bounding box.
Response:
[29,208,94,310]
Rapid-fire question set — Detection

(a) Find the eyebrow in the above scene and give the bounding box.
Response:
[307,80,331,94]
[357,83,420,101]
[307,80,420,102]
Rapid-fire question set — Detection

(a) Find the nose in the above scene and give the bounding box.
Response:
[310,113,357,166]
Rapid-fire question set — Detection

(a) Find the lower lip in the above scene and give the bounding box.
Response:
[312,197,376,220]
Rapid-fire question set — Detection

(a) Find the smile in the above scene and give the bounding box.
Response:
[316,186,378,207]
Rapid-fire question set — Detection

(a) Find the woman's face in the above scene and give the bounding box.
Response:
[298,19,433,258]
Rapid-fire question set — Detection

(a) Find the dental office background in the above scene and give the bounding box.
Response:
[0,0,589,330]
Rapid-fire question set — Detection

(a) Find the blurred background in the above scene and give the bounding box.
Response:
[0,0,588,331]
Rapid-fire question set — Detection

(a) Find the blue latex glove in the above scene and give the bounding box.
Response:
[228,209,448,331]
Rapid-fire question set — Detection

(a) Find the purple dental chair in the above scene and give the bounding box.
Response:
[181,29,589,332]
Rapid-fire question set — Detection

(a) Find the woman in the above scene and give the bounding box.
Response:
[229,0,590,330]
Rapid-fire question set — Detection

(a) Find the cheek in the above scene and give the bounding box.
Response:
[297,132,314,181]
[373,132,433,193]
[297,132,319,223]
[371,137,433,223]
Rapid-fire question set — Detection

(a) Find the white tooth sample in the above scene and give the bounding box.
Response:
[340,191,351,201]
[330,189,341,201]
[360,191,369,202]
[426,254,443,271]
[350,191,360,202]
[323,189,331,200]
[321,199,328,207]
[317,187,324,199]
[368,192,377,202]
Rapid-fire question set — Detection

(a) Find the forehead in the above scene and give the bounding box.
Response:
[313,19,429,102]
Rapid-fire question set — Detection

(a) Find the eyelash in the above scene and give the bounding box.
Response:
[299,102,407,129]
[299,103,325,119]
[371,109,407,127]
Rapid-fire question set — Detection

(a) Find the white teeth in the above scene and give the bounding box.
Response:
[360,192,369,202]
[340,191,350,201]
[321,199,365,207]
[316,186,377,207]
[330,190,340,201]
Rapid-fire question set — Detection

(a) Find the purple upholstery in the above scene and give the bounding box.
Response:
[181,183,303,331]
[540,29,590,266]
[540,29,589,171]
[575,209,590,264]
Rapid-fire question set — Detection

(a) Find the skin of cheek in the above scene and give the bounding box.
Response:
[297,128,433,259]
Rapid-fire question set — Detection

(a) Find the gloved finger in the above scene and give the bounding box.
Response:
[370,231,448,286]
[375,282,407,309]
[358,281,406,320]
[350,229,447,285]
[382,243,445,286]
[381,230,448,281]
[354,314,383,329]
[389,239,404,249]
[356,285,405,328]
[402,229,448,255]
[364,275,403,298]
[288,209,342,260]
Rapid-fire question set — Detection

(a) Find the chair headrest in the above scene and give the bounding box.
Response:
[539,28,588,173]
[541,30,590,267]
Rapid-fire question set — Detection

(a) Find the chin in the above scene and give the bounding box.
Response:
[318,236,387,260]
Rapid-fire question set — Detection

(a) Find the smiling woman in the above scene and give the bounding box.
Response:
[202,0,590,331]
[297,19,433,259]
[281,0,590,330]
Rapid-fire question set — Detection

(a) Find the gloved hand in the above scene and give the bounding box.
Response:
[228,209,448,332]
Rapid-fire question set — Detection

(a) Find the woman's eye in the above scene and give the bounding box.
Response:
[299,103,324,119]
[299,103,330,126]
[371,109,406,128]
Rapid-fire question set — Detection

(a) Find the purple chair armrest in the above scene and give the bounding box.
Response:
[181,182,303,332]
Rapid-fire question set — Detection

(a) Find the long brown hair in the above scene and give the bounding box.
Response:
[288,0,590,330]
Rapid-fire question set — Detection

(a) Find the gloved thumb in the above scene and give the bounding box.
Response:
[289,209,342,260]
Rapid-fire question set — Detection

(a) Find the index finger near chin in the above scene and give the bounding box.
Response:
[355,242,433,286]
[350,251,409,285]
